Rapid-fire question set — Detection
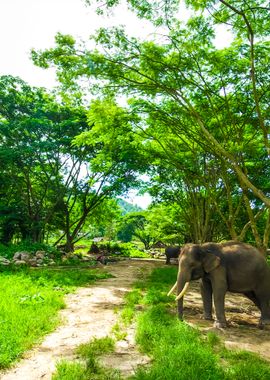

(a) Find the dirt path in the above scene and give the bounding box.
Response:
[0,260,158,380]
[1,260,270,380]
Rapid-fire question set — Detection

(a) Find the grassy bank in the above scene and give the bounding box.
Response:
[0,266,110,368]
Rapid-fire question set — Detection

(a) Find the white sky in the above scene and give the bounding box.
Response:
[0,0,158,88]
[0,0,231,208]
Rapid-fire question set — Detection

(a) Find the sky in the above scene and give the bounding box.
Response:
[0,0,158,88]
[0,0,157,208]
[0,0,231,209]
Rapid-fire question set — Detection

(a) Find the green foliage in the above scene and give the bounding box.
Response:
[0,268,110,368]
[32,1,270,248]
[0,75,91,247]
[117,212,157,248]
[76,336,115,358]
[0,242,59,259]
[0,75,146,251]
[96,241,150,258]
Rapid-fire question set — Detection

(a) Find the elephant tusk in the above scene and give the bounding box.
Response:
[167,281,177,296]
[175,282,190,301]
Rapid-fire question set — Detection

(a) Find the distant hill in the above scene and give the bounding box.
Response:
[117,198,142,215]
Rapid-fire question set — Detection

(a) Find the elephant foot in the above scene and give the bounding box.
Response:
[258,319,270,330]
[203,314,214,321]
[213,320,227,329]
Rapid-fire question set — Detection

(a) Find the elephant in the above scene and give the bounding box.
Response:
[167,241,270,329]
[165,246,181,264]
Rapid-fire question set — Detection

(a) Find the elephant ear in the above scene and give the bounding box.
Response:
[202,252,221,273]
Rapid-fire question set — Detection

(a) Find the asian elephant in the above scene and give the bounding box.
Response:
[167,241,270,328]
[165,246,181,264]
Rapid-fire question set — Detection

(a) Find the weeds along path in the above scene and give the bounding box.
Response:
[0,259,161,380]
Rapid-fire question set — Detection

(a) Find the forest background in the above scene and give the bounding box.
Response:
[0,0,270,254]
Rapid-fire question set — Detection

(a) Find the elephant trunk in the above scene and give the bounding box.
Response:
[176,274,190,319]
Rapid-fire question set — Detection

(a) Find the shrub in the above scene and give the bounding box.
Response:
[0,242,59,259]
[95,241,150,258]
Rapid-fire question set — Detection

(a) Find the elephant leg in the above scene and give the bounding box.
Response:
[243,291,261,310]
[166,257,170,265]
[177,298,184,320]
[255,291,270,328]
[200,278,213,320]
[213,291,227,328]
[210,268,227,328]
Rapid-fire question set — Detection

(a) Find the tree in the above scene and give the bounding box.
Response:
[117,212,156,249]
[0,75,91,244]
[58,98,148,250]
[31,2,270,250]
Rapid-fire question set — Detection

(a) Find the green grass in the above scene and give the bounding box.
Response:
[0,267,111,368]
[52,337,121,380]
[77,336,115,358]
[128,267,270,380]
[21,264,270,380]
[132,305,225,380]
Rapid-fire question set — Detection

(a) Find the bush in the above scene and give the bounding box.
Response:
[95,241,150,258]
[0,242,59,259]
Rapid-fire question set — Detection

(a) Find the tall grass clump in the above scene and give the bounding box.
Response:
[52,337,121,380]
[133,305,225,380]
[223,350,270,380]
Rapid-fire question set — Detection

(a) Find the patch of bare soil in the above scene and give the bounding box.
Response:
[0,259,159,380]
[1,260,270,380]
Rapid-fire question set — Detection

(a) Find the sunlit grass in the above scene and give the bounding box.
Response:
[52,337,121,380]
[23,265,270,380]
[129,267,270,380]
[0,267,111,368]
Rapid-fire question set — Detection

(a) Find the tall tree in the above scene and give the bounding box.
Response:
[0,75,89,243]
[31,1,270,250]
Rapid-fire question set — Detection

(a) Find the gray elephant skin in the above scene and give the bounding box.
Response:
[169,241,270,328]
[165,246,181,264]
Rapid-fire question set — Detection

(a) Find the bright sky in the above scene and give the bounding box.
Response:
[0,0,158,88]
[0,0,230,209]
